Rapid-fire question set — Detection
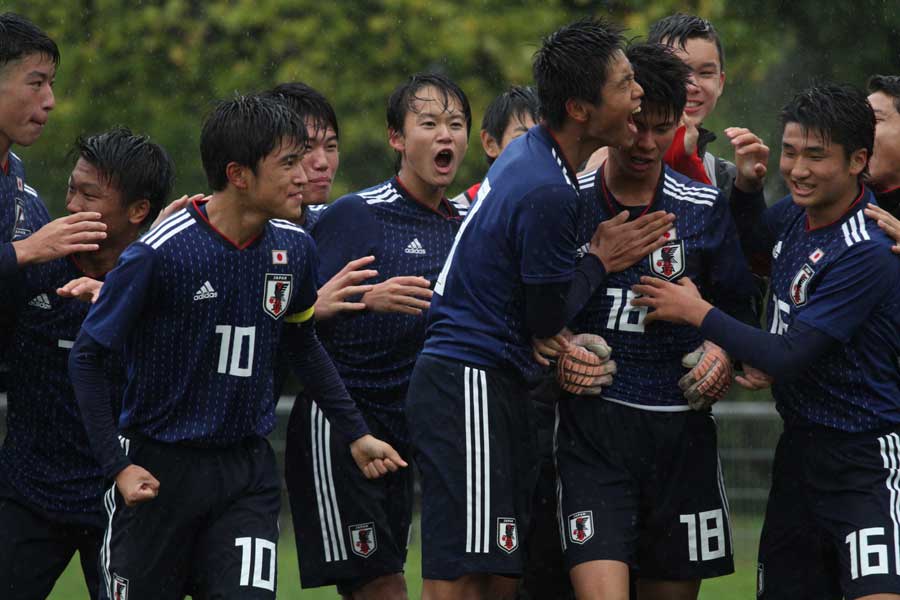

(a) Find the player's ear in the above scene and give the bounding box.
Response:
[127,199,150,226]
[388,127,406,153]
[481,130,501,161]
[565,98,590,125]
[849,147,869,178]
[225,161,250,190]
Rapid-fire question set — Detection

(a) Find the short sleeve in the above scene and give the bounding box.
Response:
[795,242,898,343]
[81,243,156,350]
[513,184,579,284]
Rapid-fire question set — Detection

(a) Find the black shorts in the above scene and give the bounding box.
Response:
[0,476,102,600]
[758,424,900,600]
[406,354,538,580]
[556,397,734,581]
[99,434,281,600]
[284,392,413,592]
[520,379,573,599]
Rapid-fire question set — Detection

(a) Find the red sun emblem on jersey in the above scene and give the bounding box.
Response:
[649,240,685,281]
[263,273,293,319]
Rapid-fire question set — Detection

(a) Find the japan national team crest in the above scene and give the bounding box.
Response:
[790,264,815,307]
[263,273,293,319]
[568,511,594,545]
[497,517,519,554]
[349,522,377,558]
[113,573,129,600]
[649,240,685,281]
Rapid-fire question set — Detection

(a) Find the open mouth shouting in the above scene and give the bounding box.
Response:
[434,148,455,175]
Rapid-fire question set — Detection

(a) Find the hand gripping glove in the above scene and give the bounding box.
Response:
[679,341,733,410]
[556,334,616,395]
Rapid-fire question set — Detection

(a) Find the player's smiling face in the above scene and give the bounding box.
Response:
[780,122,867,216]
[609,105,678,181]
[65,158,146,247]
[668,37,724,125]
[301,120,339,205]
[390,85,469,194]
[248,137,309,220]
[587,50,644,149]
[868,91,900,191]
[0,52,56,154]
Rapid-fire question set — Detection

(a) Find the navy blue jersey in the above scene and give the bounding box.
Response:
[0,160,49,390]
[571,165,757,409]
[423,126,580,381]
[311,177,464,402]
[81,200,319,445]
[764,188,900,431]
[302,203,326,230]
[0,256,121,517]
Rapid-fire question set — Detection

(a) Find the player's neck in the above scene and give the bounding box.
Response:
[396,168,445,210]
[552,123,600,174]
[806,183,863,229]
[205,191,269,246]
[76,236,135,278]
[604,158,660,206]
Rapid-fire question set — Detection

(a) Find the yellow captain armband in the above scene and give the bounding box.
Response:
[285,305,315,324]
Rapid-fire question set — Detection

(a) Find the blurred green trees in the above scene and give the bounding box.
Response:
[7,0,900,213]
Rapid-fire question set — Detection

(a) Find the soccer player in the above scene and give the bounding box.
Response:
[69,95,405,600]
[405,18,676,600]
[647,14,769,204]
[863,76,900,236]
[550,42,756,600]
[452,85,538,208]
[0,13,105,392]
[0,128,173,599]
[632,83,900,600]
[0,13,106,276]
[285,72,470,600]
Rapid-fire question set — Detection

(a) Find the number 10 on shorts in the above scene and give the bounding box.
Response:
[235,537,276,591]
[680,509,726,561]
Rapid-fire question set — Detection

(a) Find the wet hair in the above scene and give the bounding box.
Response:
[532,17,626,130]
[0,13,60,71]
[200,94,308,191]
[481,86,539,164]
[780,83,875,173]
[626,42,691,124]
[73,128,175,226]
[868,75,900,114]
[386,72,472,170]
[648,13,725,72]
[263,82,339,140]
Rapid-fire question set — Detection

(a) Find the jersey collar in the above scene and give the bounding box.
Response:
[805,185,868,232]
[189,198,263,250]
[596,162,665,218]
[392,176,461,220]
[537,125,580,192]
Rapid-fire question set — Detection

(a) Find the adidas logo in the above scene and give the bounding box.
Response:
[193,281,218,301]
[404,238,426,255]
[28,293,51,310]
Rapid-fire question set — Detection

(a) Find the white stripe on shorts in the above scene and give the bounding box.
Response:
[878,432,900,574]
[311,401,348,562]
[464,366,491,554]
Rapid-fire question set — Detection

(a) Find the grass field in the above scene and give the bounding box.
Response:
[48,516,761,598]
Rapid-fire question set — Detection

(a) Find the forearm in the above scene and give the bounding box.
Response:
[69,332,130,479]
[286,320,369,441]
[526,255,607,339]
[729,185,773,275]
[699,308,834,380]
